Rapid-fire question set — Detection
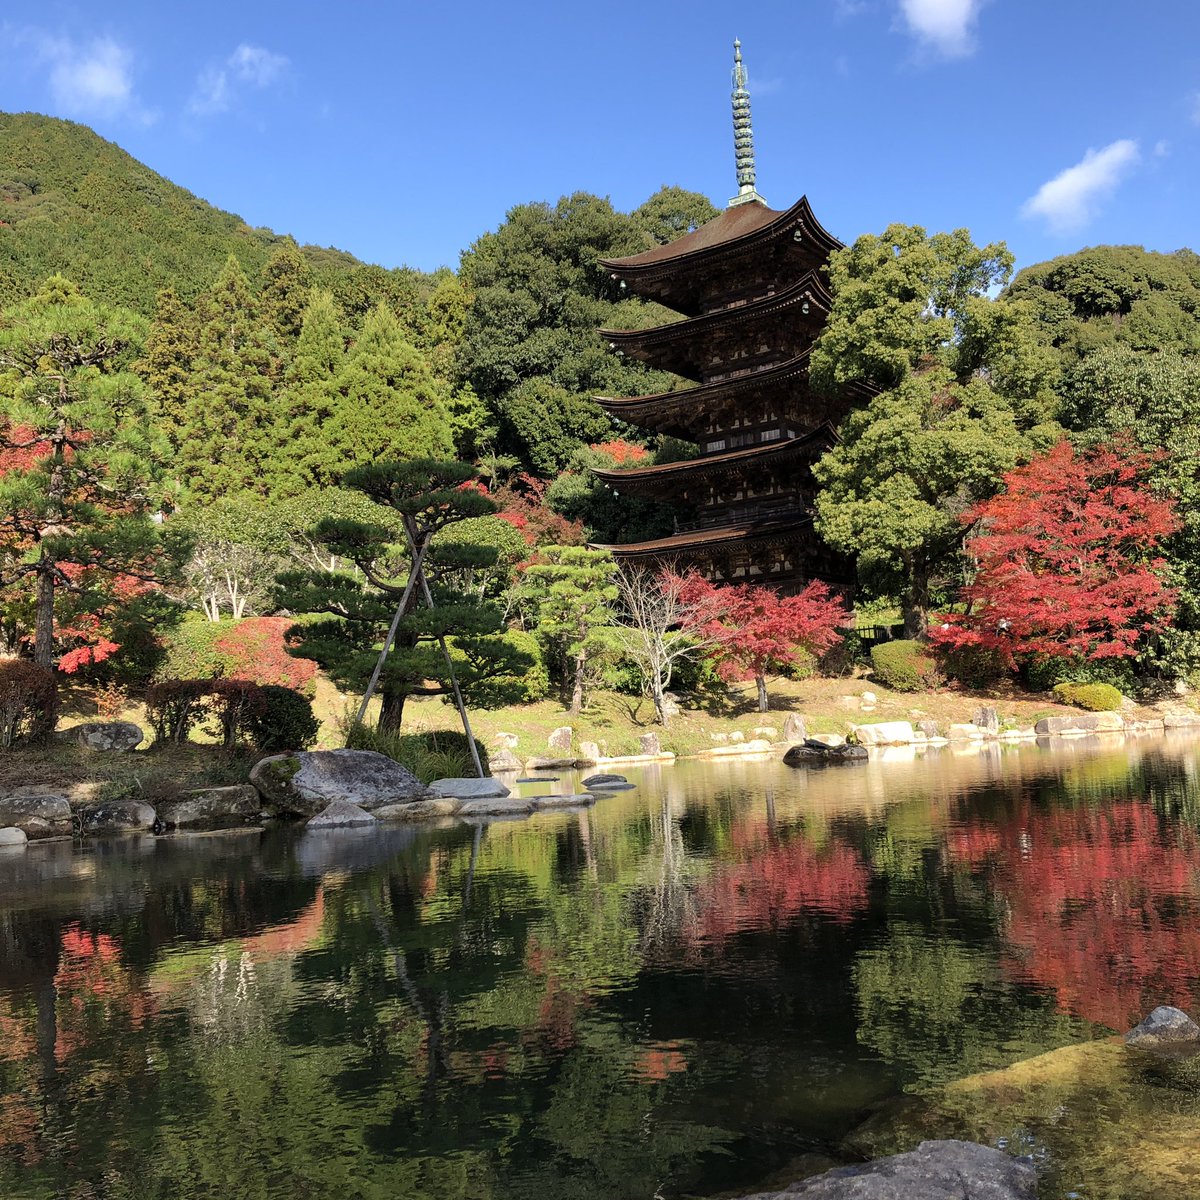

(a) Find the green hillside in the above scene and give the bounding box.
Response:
[0,112,392,313]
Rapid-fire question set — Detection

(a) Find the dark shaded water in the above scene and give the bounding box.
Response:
[3,736,1200,1199]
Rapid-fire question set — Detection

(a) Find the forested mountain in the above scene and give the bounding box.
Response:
[0,112,430,314]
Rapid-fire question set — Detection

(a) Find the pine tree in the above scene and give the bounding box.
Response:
[178,256,278,500]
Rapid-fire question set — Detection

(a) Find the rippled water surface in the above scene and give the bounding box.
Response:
[3,736,1200,1199]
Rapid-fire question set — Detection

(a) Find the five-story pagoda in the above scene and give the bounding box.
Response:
[593,40,866,592]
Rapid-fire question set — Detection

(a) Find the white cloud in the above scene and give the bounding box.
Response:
[5,30,153,123]
[1021,139,1140,233]
[897,0,983,58]
[1154,139,1171,158]
[188,43,288,116]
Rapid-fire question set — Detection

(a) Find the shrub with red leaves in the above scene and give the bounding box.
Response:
[0,660,57,748]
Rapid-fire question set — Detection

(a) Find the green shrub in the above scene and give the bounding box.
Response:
[0,661,58,748]
[159,615,318,695]
[1023,654,1136,694]
[869,640,940,692]
[1053,681,1124,711]
[245,685,319,751]
[938,644,1008,689]
[464,629,548,706]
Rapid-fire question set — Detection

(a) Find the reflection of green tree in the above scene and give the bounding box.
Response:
[854,922,1090,1089]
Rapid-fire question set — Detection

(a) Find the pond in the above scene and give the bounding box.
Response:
[2,735,1200,1199]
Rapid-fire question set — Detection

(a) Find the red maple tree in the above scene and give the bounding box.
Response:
[930,441,1178,667]
[678,574,849,712]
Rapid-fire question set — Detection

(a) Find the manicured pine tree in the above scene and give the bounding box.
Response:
[178,256,278,500]
[0,276,170,667]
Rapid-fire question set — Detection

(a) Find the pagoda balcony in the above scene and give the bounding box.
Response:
[675,496,807,533]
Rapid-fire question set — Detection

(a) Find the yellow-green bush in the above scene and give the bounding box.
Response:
[1052,681,1124,711]
[869,640,940,692]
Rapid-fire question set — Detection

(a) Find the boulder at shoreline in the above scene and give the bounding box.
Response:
[250,749,432,817]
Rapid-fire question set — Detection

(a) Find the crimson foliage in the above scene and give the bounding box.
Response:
[931,441,1178,667]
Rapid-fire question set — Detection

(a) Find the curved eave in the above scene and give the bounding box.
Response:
[596,349,811,419]
[599,195,842,279]
[600,270,832,355]
[594,515,815,559]
[592,424,837,494]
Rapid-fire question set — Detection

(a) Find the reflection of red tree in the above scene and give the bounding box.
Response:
[691,831,871,943]
[950,803,1200,1029]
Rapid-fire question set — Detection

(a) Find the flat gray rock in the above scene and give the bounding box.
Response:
[489,748,523,772]
[0,826,28,846]
[375,798,463,821]
[428,777,510,800]
[582,773,627,787]
[0,788,72,838]
[79,801,156,836]
[457,797,534,817]
[250,749,432,817]
[307,800,377,828]
[531,793,596,810]
[589,781,636,791]
[524,756,580,770]
[517,776,558,783]
[1125,1005,1200,1049]
[735,1140,1035,1199]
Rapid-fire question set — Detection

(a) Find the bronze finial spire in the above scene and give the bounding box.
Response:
[729,38,763,207]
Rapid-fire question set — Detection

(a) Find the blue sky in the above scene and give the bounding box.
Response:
[1,1,1198,276]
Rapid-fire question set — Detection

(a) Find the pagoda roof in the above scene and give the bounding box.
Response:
[592,424,836,498]
[600,271,831,381]
[595,514,815,560]
[599,196,841,279]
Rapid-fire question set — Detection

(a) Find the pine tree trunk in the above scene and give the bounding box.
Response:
[570,652,585,714]
[756,674,769,713]
[378,686,406,735]
[33,559,55,668]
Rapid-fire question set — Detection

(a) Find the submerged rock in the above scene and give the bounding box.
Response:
[250,749,431,817]
[0,827,28,846]
[1125,1005,1200,1050]
[735,1140,1035,1199]
[58,720,145,752]
[531,793,596,810]
[79,801,156,836]
[428,777,510,800]
[0,789,73,838]
[582,773,628,788]
[155,784,261,830]
[375,798,462,821]
[784,740,868,768]
[307,800,377,828]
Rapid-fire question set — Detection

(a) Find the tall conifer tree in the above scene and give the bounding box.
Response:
[136,285,196,454]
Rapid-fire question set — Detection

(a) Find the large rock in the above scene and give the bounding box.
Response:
[577,740,601,764]
[735,1140,1035,1200]
[948,723,985,741]
[250,749,432,817]
[1036,711,1124,735]
[972,706,1001,735]
[531,793,596,810]
[489,748,523,772]
[639,733,661,756]
[307,800,377,828]
[59,720,145,752]
[1125,1005,1200,1050]
[917,719,941,739]
[0,788,72,838]
[547,725,573,752]
[783,714,808,743]
[428,777,510,800]
[375,798,462,821]
[79,801,156,836]
[1162,710,1200,729]
[784,739,868,767]
[0,827,27,847]
[492,731,519,749]
[852,721,915,747]
[155,784,261,830]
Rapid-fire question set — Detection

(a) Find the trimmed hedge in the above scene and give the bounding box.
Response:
[147,677,318,750]
[870,640,940,693]
[1052,681,1124,712]
[159,616,318,695]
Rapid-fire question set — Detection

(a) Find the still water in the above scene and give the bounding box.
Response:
[2,736,1200,1199]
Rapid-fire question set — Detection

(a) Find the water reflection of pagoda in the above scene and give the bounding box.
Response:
[594,40,867,592]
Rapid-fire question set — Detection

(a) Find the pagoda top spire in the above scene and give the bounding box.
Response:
[729,38,764,208]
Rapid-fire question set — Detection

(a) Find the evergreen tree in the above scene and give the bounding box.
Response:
[259,239,313,346]
[178,256,278,500]
[279,460,529,733]
[136,285,197,455]
[0,276,173,667]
